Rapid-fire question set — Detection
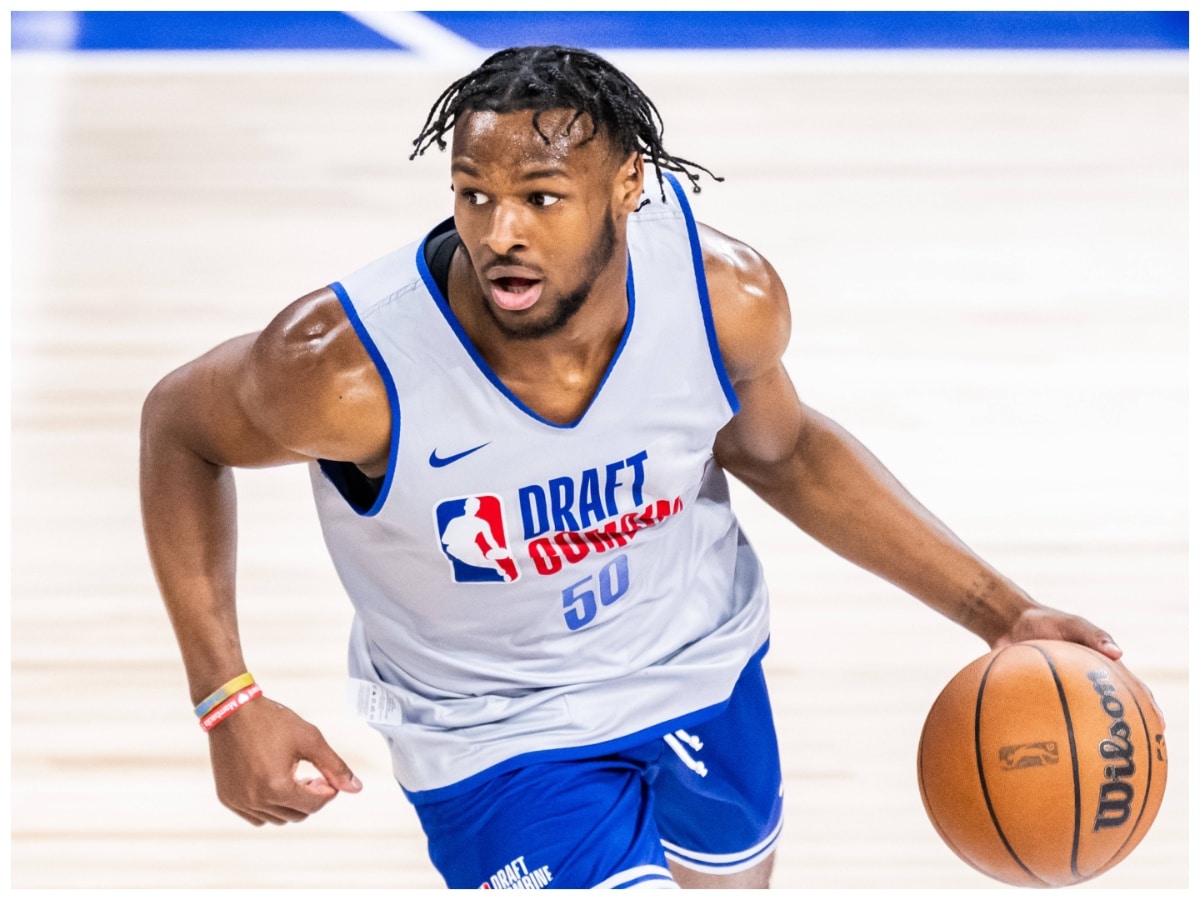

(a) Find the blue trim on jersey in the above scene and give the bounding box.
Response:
[614,871,677,888]
[316,281,400,518]
[402,639,771,806]
[664,173,740,416]
[415,225,637,430]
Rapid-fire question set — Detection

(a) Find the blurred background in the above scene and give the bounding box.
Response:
[8,9,1189,891]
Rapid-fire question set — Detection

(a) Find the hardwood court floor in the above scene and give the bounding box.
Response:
[9,51,1188,890]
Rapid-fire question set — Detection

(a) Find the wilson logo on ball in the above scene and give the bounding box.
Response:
[1088,669,1136,832]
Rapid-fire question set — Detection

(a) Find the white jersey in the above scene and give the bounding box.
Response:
[309,174,771,802]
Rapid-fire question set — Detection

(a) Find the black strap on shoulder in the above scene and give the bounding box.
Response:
[423,220,462,299]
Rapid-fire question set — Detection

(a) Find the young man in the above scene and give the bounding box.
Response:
[140,46,1123,889]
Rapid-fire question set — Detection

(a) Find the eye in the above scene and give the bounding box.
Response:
[530,193,561,208]
[459,189,489,206]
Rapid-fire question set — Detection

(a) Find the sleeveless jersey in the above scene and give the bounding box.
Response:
[309,174,771,802]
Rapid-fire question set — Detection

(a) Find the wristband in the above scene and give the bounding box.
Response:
[199,683,263,732]
[194,672,256,718]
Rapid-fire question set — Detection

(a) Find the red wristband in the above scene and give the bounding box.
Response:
[199,683,263,732]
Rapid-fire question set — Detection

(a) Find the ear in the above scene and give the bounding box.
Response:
[614,153,644,214]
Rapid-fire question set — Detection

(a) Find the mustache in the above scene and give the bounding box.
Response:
[482,254,545,280]
[486,253,530,269]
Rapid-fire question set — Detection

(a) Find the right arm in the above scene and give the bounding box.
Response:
[139,287,390,825]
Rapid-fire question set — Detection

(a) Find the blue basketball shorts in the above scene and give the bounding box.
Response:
[412,652,784,889]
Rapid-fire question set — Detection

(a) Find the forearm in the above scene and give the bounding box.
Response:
[706,242,1115,655]
[139,338,363,824]
[739,408,1038,644]
[140,378,249,704]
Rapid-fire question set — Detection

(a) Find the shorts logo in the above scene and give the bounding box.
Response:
[435,494,520,583]
[664,729,708,777]
[480,855,553,889]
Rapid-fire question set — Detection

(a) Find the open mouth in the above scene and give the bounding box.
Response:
[490,276,543,311]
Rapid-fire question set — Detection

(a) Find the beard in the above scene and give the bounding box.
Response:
[481,209,619,342]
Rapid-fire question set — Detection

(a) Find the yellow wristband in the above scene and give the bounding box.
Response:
[194,672,256,718]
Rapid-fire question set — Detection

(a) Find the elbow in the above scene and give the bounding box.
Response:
[141,368,184,445]
[140,375,169,444]
[140,366,204,466]
[718,431,809,502]
[140,373,183,477]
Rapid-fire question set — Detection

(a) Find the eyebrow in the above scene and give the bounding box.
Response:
[451,161,570,182]
[520,167,570,182]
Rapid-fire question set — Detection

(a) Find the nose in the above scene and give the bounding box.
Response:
[481,201,528,255]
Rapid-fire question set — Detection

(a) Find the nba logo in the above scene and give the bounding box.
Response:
[434,494,521,584]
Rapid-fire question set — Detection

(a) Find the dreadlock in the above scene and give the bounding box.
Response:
[409,45,722,198]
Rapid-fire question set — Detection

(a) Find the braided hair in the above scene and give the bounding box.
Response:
[409,45,722,197]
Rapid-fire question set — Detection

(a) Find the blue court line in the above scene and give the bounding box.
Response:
[10,11,406,52]
[424,11,1189,51]
[10,10,1189,52]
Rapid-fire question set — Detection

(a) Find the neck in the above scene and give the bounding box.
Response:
[447,244,631,424]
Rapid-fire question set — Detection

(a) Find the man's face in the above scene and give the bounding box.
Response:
[450,108,638,340]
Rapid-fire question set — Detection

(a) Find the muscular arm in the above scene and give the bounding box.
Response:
[139,287,388,823]
[703,224,1120,657]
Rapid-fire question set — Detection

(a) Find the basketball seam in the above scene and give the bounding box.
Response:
[1032,642,1083,883]
[974,648,1049,886]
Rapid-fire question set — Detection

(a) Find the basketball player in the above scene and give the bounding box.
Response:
[139,46,1126,889]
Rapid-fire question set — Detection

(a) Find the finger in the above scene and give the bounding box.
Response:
[1080,623,1122,659]
[245,780,334,822]
[257,810,295,826]
[299,732,363,794]
[230,806,281,827]
[295,774,341,797]
[221,792,282,827]
[263,774,340,820]
[1037,611,1123,660]
[294,776,338,803]
[1144,682,1166,726]
[259,802,317,824]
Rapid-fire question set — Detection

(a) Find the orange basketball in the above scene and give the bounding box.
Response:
[917,640,1166,886]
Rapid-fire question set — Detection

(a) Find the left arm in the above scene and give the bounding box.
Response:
[702,223,1121,658]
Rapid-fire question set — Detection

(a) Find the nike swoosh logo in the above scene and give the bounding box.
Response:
[428,442,491,468]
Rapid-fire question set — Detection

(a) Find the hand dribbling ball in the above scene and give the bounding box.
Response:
[917,640,1166,886]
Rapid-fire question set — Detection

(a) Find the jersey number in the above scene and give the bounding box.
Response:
[562,554,630,631]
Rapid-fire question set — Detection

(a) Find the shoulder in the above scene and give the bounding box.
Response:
[242,287,390,469]
[697,223,791,384]
[250,287,364,388]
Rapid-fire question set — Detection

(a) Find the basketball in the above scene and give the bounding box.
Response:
[917,640,1167,886]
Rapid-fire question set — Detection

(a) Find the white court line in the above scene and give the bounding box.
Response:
[7,47,1188,76]
[345,9,485,67]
